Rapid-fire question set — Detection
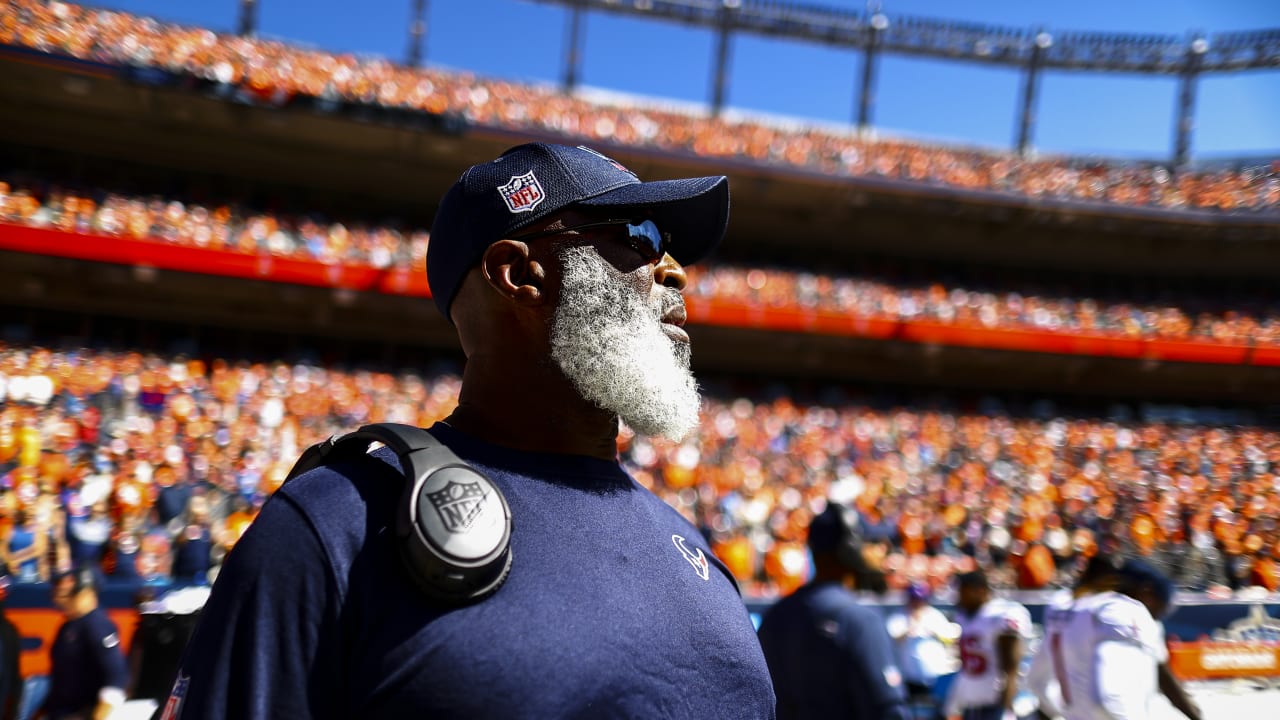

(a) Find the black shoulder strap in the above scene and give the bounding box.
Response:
[285,423,459,484]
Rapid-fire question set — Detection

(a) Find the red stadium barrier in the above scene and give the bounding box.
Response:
[685,297,899,339]
[0,223,419,295]
[3,221,1277,366]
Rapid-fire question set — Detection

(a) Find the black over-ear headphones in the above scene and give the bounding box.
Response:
[285,423,513,606]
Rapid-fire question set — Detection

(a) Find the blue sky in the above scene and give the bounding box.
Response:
[97,0,1280,161]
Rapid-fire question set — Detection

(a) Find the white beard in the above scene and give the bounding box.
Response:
[550,247,702,441]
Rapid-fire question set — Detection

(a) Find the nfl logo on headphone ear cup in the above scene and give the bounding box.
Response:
[286,423,514,606]
[402,463,513,604]
[417,467,509,561]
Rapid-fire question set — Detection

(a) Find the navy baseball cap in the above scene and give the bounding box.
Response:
[426,143,730,321]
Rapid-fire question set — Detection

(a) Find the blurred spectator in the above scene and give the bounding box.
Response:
[1,508,41,582]
[170,495,213,585]
[107,508,145,585]
[215,494,256,560]
[886,582,959,702]
[65,499,111,573]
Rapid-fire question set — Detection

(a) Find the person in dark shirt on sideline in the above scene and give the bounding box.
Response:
[757,502,912,720]
[164,143,775,719]
[0,580,21,720]
[42,567,128,720]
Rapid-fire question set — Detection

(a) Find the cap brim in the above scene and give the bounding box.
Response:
[576,175,728,265]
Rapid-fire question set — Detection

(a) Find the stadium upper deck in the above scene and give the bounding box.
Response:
[3,1,1279,288]
[1,0,1277,217]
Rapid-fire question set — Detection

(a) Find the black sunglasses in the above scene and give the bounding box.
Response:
[511,218,668,264]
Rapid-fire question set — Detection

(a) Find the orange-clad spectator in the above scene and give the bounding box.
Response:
[711,533,755,585]
[1251,555,1279,591]
[1018,544,1056,589]
[218,495,258,553]
[764,539,810,597]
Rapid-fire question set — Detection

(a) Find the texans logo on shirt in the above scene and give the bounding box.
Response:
[672,534,709,581]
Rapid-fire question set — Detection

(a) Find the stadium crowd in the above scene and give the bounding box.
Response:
[1,342,1277,598]
[3,0,1279,214]
[3,176,1279,349]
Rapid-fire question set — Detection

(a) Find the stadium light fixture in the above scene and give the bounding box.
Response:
[1035,32,1053,49]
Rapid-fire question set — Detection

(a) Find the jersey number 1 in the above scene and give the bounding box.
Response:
[1050,631,1072,705]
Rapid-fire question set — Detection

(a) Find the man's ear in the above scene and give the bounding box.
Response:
[481,239,548,307]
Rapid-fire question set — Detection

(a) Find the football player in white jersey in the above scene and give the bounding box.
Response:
[1029,558,1200,720]
[1115,560,1201,720]
[1028,554,1126,718]
[944,570,1033,720]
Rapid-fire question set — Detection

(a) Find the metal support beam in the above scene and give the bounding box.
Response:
[530,1,1280,74]
[407,0,429,68]
[237,0,258,38]
[562,1,585,92]
[1173,36,1207,168]
[1016,31,1051,157]
[710,4,736,116]
[856,13,887,129]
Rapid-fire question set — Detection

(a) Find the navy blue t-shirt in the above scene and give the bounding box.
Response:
[45,607,128,718]
[169,423,775,719]
[757,581,910,720]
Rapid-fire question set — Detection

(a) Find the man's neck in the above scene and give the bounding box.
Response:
[444,355,620,461]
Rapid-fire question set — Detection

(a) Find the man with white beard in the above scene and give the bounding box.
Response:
[167,143,775,719]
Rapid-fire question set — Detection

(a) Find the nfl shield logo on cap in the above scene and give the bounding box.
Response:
[498,171,545,213]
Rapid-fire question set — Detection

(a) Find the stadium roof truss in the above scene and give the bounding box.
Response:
[528,0,1280,165]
